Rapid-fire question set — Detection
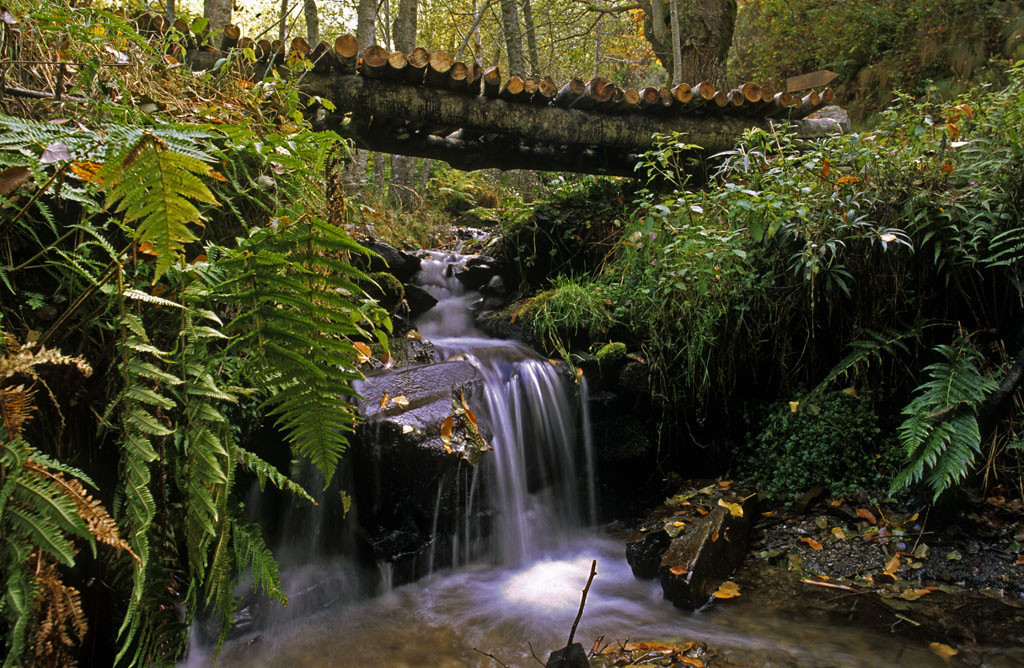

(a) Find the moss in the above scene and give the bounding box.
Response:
[595,341,627,365]
[365,272,405,314]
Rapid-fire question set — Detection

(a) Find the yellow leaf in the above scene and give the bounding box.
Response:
[718,498,744,517]
[575,367,583,384]
[929,642,958,659]
[210,170,229,182]
[353,341,372,364]
[800,537,823,550]
[677,656,704,667]
[391,395,409,407]
[380,392,390,408]
[899,588,933,601]
[711,528,720,542]
[70,161,103,182]
[713,581,741,599]
[440,415,454,450]
[885,554,901,574]
[836,175,860,184]
[822,156,831,178]
[832,527,847,540]
[401,425,413,434]
[789,401,800,413]
[669,565,688,575]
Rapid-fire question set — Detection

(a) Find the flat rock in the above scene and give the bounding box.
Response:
[659,494,756,609]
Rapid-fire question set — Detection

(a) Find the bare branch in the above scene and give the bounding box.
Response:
[569,0,641,13]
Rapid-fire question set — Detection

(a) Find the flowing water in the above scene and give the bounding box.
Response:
[197,251,974,667]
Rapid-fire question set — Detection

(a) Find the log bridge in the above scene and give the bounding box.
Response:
[174,25,841,176]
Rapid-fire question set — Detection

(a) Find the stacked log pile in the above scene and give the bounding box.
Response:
[134,17,841,176]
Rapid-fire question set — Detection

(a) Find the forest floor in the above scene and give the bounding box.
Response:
[611,481,1024,667]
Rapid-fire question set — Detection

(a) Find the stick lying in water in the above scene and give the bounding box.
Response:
[567,559,598,648]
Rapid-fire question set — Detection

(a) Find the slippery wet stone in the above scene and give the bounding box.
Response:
[545,643,588,668]
[658,494,757,609]
[403,282,439,319]
[357,239,422,282]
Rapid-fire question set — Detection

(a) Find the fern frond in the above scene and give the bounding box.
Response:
[891,340,999,499]
[811,323,924,395]
[232,517,286,605]
[96,133,219,281]
[236,447,315,503]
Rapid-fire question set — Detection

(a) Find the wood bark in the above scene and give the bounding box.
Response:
[669,0,682,84]
[304,0,320,43]
[278,0,288,42]
[522,0,540,76]
[642,0,736,87]
[202,0,231,32]
[500,0,526,76]
[390,0,418,208]
[306,73,835,155]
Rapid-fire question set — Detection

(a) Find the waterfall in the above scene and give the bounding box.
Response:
[415,250,597,565]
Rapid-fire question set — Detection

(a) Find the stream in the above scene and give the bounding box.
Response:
[192,251,959,667]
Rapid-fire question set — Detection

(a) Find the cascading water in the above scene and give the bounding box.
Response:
[202,248,972,668]
[414,250,597,565]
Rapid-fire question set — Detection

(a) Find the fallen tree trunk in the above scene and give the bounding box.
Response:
[333,125,643,176]
[304,73,841,155]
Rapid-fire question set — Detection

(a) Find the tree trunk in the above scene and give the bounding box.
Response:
[345,0,380,192]
[278,0,288,42]
[390,0,419,209]
[165,0,175,23]
[669,0,683,85]
[304,0,319,43]
[642,0,735,87]
[522,0,540,76]
[203,0,231,32]
[500,0,526,76]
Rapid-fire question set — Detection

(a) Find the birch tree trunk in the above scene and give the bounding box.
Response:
[500,0,526,76]
[522,0,540,76]
[390,0,419,208]
[304,0,319,43]
[669,0,683,84]
[641,0,735,87]
[344,0,380,193]
[278,0,288,42]
[203,0,231,32]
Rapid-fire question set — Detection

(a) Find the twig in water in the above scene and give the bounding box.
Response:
[566,559,597,648]
[473,647,510,668]
[528,642,547,666]
[799,578,861,593]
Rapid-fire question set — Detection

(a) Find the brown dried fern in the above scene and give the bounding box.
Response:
[0,384,36,438]
[26,461,138,559]
[30,558,88,668]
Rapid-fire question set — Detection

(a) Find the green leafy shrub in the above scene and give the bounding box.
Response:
[738,391,893,500]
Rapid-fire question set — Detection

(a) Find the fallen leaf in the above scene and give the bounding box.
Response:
[718,498,744,517]
[946,549,962,561]
[1016,555,1024,566]
[677,657,704,668]
[353,341,372,363]
[789,401,799,413]
[391,395,409,407]
[885,554,901,574]
[575,367,583,384]
[832,527,847,540]
[0,166,31,195]
[713,581,741,599]
[929,642,958,659]
[70,161,103,181]
[830,498,844,507]
[899,588,933,601]
[718,480,733,489]
[914,543,930,559]
[815,515,829,530]
[401,425,413,434]
[822,156,831,178]
[460,391,478,428]
[940,162,954,173]
[669,565,688,576]
[856,508,877,525]
[800,537,823,550]
[711,528,720,542]
[380,392,390,408]
[986,496,1006,508]
[836,175,859,184]
[40,141,71,163]
[440,415,454,453]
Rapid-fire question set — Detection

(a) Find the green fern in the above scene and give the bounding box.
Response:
[891,340,998,499]
[810,322,926,395]
[96,134,218,281]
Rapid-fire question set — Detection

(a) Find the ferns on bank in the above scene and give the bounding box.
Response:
[891,340,998,499]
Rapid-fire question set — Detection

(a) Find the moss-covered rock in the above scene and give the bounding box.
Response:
[595,341,627,365]
[364,271,405,314]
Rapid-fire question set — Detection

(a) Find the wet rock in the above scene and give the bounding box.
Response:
[384,337,441,367]
[659,495,757,609]
[793,485,825,514]
[545,643,588,668]
[356,240,422,282]
[455,255,500,291]
[482,274,506,297]
[362,272,404,313]
[476,302,531,344]
[350,360,493,579]
[617,359,650,395]
[403,283,438,319]
[626,527,672,579]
